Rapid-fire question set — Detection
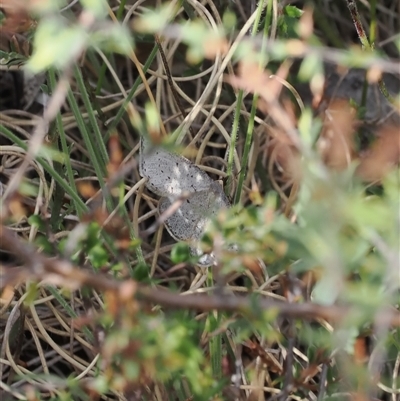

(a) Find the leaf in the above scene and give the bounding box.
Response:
[80,0,107,18]
[38,145,67,163]
[88,243,108,269]
[284,5,304,18]
[278,12,301,39]
[90,24,133,55]
[30,0,66,14]
[28,215,47,230]
[134,4,176,33]
[27,18,87,73]
[171,242,191,264]
[0,50,27,66]
[298,107,319,147]
[312,274,342,306]
[298,54,324,82]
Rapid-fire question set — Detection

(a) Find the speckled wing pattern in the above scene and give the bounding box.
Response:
[140,138,212,195]
[139,138,231,266]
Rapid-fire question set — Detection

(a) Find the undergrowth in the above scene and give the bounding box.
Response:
[0,0,399,400]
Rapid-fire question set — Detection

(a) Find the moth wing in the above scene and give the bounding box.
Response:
[140,140,212,196]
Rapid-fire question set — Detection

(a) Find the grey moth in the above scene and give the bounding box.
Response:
[139,138,230,266]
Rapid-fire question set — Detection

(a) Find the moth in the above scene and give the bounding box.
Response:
[139,137,230,266]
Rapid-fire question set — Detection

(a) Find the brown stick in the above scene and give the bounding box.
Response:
[1,225,400,326]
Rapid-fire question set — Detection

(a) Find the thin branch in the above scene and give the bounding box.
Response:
[317,363,328,401]
[1,226,400,326]
[160,26,400,75]
[140,194,186,238]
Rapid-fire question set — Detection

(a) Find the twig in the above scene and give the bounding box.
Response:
[367,232,399,398]
[1,226,400,326]
[159,26,400,74]
[140,194,186,238]
[279,332,295,400]
[317,363,328,401]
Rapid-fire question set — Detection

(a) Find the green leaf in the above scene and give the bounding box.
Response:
[298,108,319,147]
[19,181,39,197]
[298,54,323,82]
[27,18,87,73]
[145,102,161,134]
[30,0,66,14]
[37,145,67,163]
[171,242,191,264]
[278,9,302,39]
[123,361,140,380]
[312,274,342,306]
[88,243,108,269]
[222,10,237,31]
[24,282,39,305]
[134,4,177,33]
[284,5,304,18]
[35,235,54,254]
[80,0,108,18]
[0,50,27,66]
[90,24,133,55]
[131,262,150,282]
[28,215,47,230]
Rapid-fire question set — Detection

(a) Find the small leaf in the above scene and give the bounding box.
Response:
[28,215,46,230]
[0,50,27,66]
[35,235,54,254]
[90,24,133,55]
[24,282,39,305]
[284,5,304,18]
[131,262,150,281]
[30,0,66,14]
[88,243,108,269]
[38,145,67,163]
[171,242,191,264]
[27,18,87,73]
[145,102,161,135]
[134,4,176,33]
[222,10,237,31]
[312,274,342,306]
[298,108,321,147]
[298,54,323,82]
[81,0,107,18]
[19,181,39,197]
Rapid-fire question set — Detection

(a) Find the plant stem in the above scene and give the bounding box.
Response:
[48,68,82,217]
[346,0,371,49]
[106,45,158,137]
[346,0,395,104]
[369,0,377,47]
[0,125,88,215]
[233,0,272,204]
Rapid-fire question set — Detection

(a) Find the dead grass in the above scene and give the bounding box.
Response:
[0,1,399,400]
